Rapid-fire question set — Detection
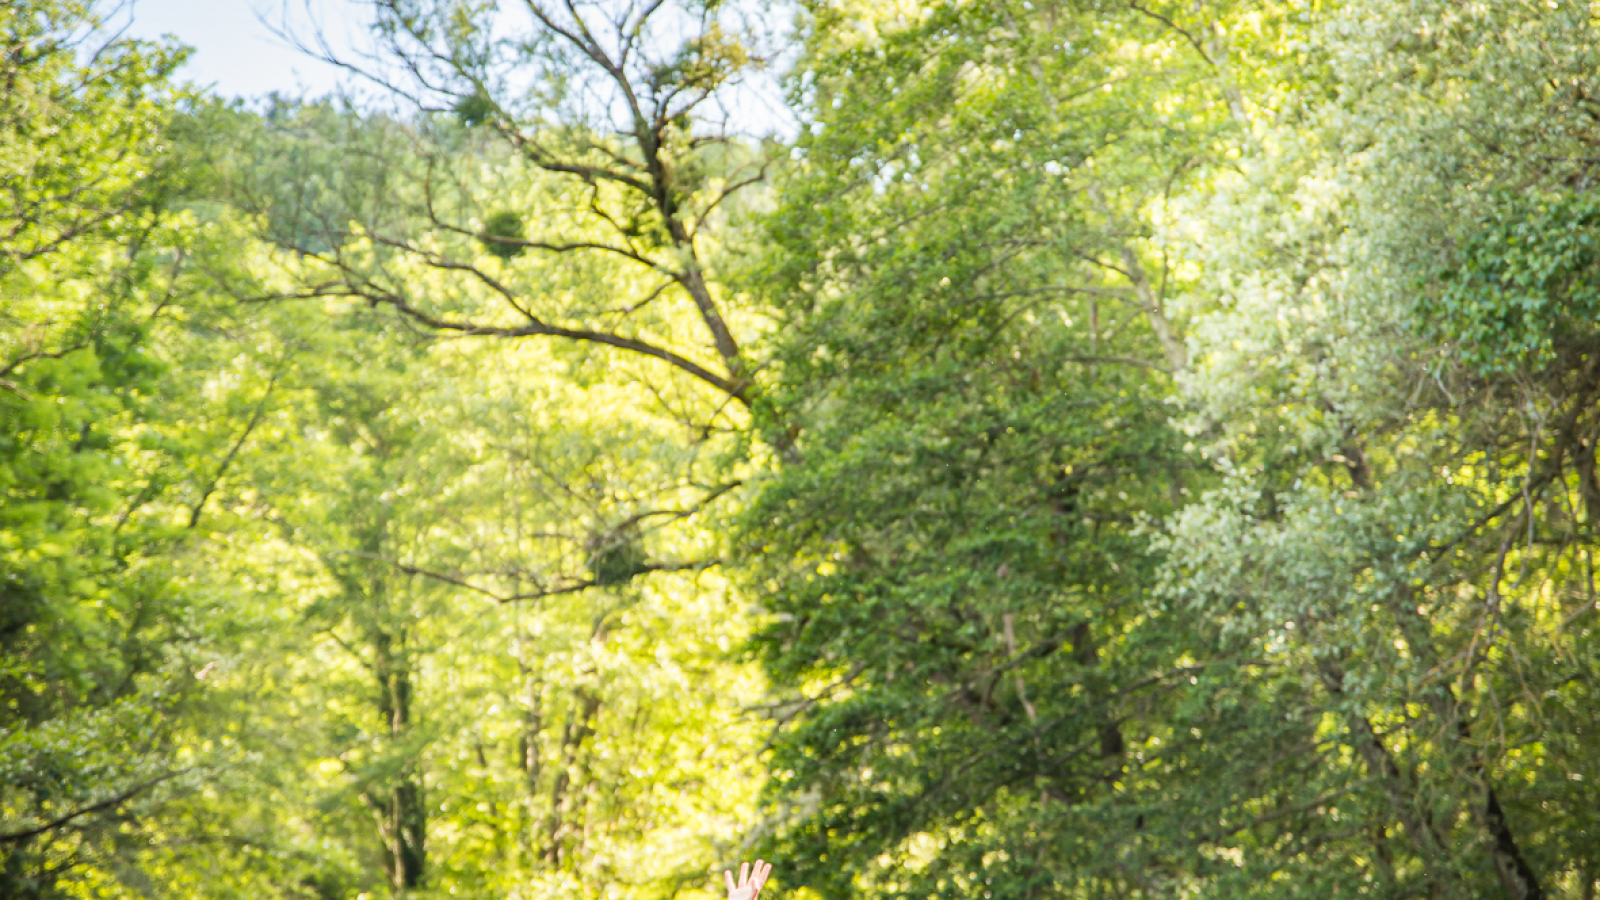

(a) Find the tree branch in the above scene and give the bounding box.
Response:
[0,769,189,844]
[245,284,747,403]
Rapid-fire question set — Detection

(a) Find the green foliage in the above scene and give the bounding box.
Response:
[482,209,528,258]
[1158,0,1600,895]
[743,0,1600,898]
[653,24,754,93]
[10,0,1600,898]
[1431,191,1600,374]
[735,0,1268,895]
[589,532,652,586]
[0,3,237,894]
[3,3,769,898]
[454,89,497,127]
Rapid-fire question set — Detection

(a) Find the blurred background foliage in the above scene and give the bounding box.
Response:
[3,0,1600,898]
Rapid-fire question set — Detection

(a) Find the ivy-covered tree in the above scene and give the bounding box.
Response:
[742,1,1600,898]
[1163,1,1600,895]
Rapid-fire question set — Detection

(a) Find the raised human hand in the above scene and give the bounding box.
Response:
[723,860,772,900]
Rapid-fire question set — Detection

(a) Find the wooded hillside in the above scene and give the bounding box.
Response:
[3,1,1598,898]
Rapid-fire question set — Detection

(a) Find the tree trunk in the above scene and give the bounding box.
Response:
[543,686,602,867]
[374,628,426,891]
[1316,658,1453,893]
[1384,592,1543,900]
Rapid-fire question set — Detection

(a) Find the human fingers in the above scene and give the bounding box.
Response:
[741,862,751,886]
[725,871,736,894]
[754,860,770,890]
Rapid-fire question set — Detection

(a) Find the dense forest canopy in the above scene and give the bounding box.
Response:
[3,0,1600,898]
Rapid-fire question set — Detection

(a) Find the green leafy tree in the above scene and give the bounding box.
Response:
[240,0,778,407]
[0,4,340,896]
[172,91,776,897]
[736,1,1294,897]
[0,3,208,894]
[1158,0,1600,896]
[1,6,770,895]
